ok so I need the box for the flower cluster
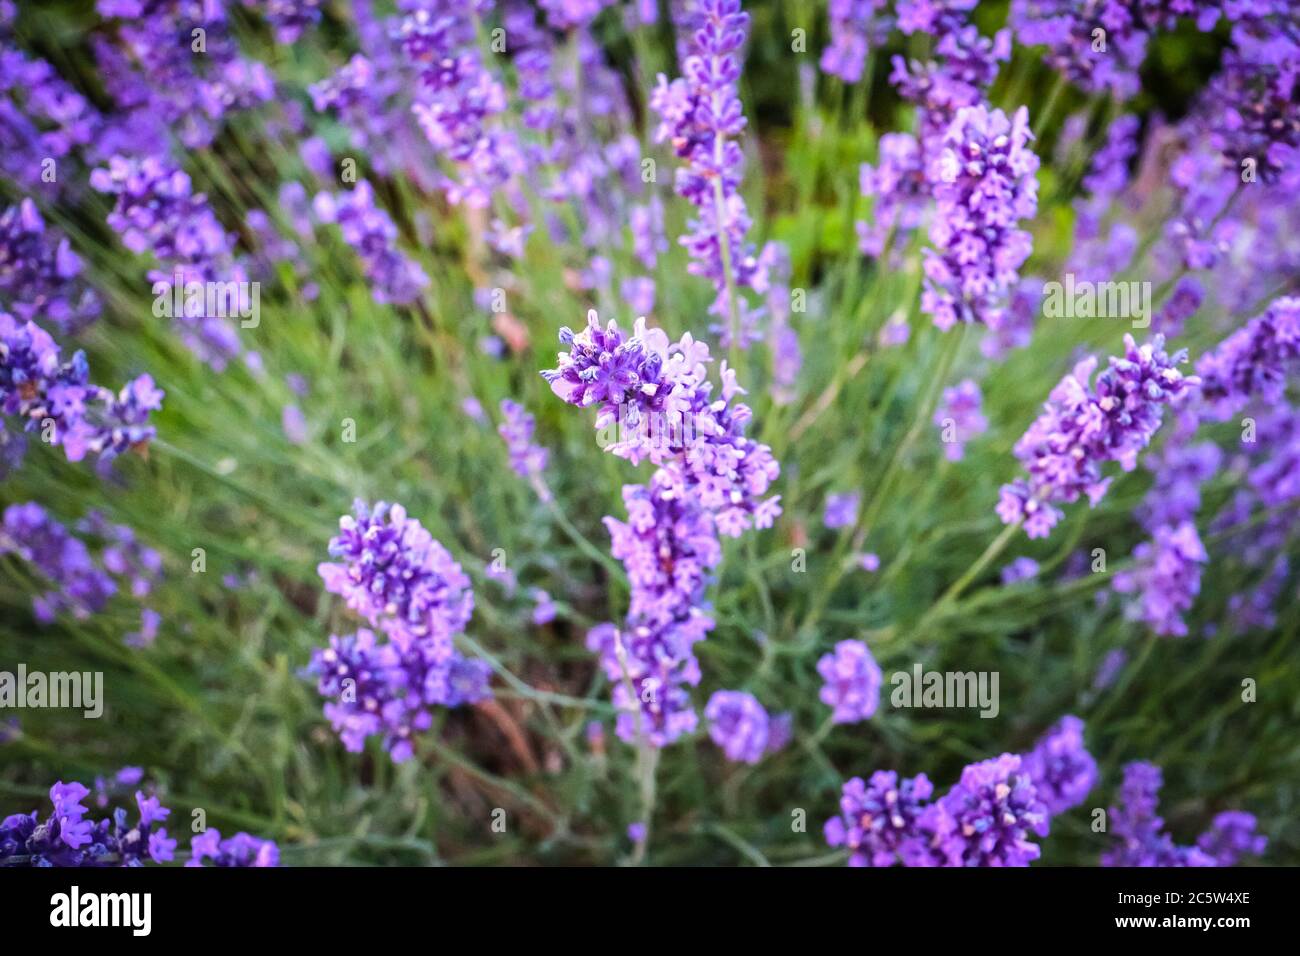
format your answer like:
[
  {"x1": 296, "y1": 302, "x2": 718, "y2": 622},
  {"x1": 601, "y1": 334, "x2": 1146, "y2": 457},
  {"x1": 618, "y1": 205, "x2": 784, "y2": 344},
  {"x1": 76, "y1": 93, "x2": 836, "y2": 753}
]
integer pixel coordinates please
[
  {"x1": 90, "y1": 154, "x2": 248, "y2": 369},
  {"x1": 587, "y1": 477, "x2": 719, "y2": 745},
  {"x1": 542, "y1": 312, "x2": 781, "y2": 536},
  {"x1": 96, "y1": 0, "x2": 274, "y2": 149},
  {"x1": 0, "y1": 200, "x2": 100, "y2": 335},
  {"x1": 857, "y1": 132, "x2": 928, "y2": 260},
  {"x1": 497, "y1": 399, "x2": 549, "y2": 481},
  {"x1": 0, "y1": 502, "x2": 162, "y2": 630},
  {"x1": 820, "y1": 0, "x2": 890, "y2": 84},
  {"x1": 1100, "y1": 761, "x2": 1264, "y2": 867},
  {"x1": 187, "y1": 828, "x2": 280, "y2": 867},
  {"x1": 704, "y1": 690, "x2": 787, "y2": 764},
  {"x1": 650, "y1": 0, "x2": 768, "y2": 347},
  {"x1": 1010, "y1": 0, "x2": 1153, "y2": 100},
  {"x1": 890, "y1": 2, "x2": 1010, "y2": 142},
  {"x1": 826, "y1": 718, "x2": 1099, "y2": 866},
  {"x1": 1112, "y1": 520, "x2": 1207, "y2": 636},
  {"x1": 396, "y1": 2, "x2": 523, "y2": 208},
  {"x1": 824, "y1": 771, "x2": 935, "y2": 867},
  {"x1": 1021, "y1": 715, "x2": 1098, "y2": 816},
  {"x1": 1195, "y1": 296, "x2": 1300, "y2": 420},
  {"x1": 314, "y1": 182, "x2": 429, "y2": 306},
  {"x1": 816, "y1": 639, "x2": 882, "y2": 724},
  {"x1": 1, "y1": 314, "x2": 162, "y2": 474},
  {"x1": 998, "y1": 335, "x2": 1198, "y2": 538},
  {"x1": 0, "y1": 781, "x2": 175, "y2": 866},
  {"x1": 933, "y1": 378, "x2": 987, "y2": 461},
  {"x1": 310, "y1": 501, "x2": 488, "y2": 761},
  {"x1": 248, "y1": 0, "x2": 324, "y2": 44},
  {"x1": 545, "y1": 312, "x2": 780, "y2": 746},
  {"x1": 921, "y1": 105, "x2": 1040, "y2": 331}
]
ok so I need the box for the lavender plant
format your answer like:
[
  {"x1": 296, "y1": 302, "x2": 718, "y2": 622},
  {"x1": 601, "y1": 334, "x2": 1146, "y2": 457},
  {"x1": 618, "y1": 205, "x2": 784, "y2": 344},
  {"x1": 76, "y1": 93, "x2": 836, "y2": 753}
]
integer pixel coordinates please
[{"x1": 0, "y1": 0, "x2": 1294, "y2": 870}]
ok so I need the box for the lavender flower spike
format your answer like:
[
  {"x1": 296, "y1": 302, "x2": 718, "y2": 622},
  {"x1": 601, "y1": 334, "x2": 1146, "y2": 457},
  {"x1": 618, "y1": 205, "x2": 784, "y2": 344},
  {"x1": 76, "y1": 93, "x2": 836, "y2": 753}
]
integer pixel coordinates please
[{"x1": 998, "y1": 335, "x2": 1198, "y2": 538}]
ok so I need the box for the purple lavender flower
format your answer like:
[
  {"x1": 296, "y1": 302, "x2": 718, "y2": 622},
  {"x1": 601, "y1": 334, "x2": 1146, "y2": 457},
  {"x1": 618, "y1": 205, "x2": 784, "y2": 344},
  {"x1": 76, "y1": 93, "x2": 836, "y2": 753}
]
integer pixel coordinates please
[
  {"x1": 998, "y1": 335, "x2": 1199, "y2": 538},
  {"x1": 0, "y1": 781, "x2": 175, "y2": 866},
  {"x1": 311, "y1": 501, "x2": 486, "y2": 760},
  {"x1": 544, "y1": 312, "x2": 781, "y2": 748},
  {"x1": 313, "y1": 182, "x2": 429, "y2": 305},
  {"x1": 497, "y1": 399, "x2": 549, "y2": 480},
  {"x1": 704, "y1": 689, "x2": 772, "y2": 764},
  {"x1": 822, "y1": 491, "x2": 860, "y2": 530},
  {"x1": 542, "y1": 312, "x2": 781, "y2": 536},
  {"x1": 1102, "y1": 761, "x2": 1215, "y2": 867},
  {"x1": 858, "y1": 133, "x2": 928, "y2": 259},
  {"x1": 248, "y1": 0, "x2": 324, "y2": 44},
  {"x1": 1196, "y1": 811, "x2": 1267, "y2": 866},
  {"x1": 317, "y1": 500, "x2": 474, "y2": 647},
  {"x1": 921, "y1": 105, "x2": 1040, "y2": 331},
  {"x1": 650, "y1": 0, "x2": 768, "y2": 348},
  {"x1": 1000, "y1": 556, "x2": 1040, "y2": 584},
  {"x1": 911, "y1": 753, "x2": 1048, "y2": 867},
  {"x1": 816, "y1": 639, "x2": 882, "y2": 724},
  {"x1": 186, "y1": 829, "x2": 279, "y2": 867},
  {"x1": 933, "y1": 378, "x2": 987, "y2": 461},
  {"x1": 820, "y1": 0, "x2": 890, "y2": 84},
  {"x1": 0, "y1": 200, "x2": 100, "y2": 335},
  {"x1": 1199, "y1": 44, "x2": 1300, "y2": 186},
  {"x1": 590, "y1": 477, "x2": 720, "y2": 746},
  {"x1": 2, "y1": 314, "x2": 162, "y2": 472},
  {"x1": 824, "y1": 771, "x2": 935, "y2": 867},
  {"x1": 396, "y1": 3, "x2": 523, "y2": 208},
  {"x1": 1010, "y1": 0, "x2": 1151, "y2": 100},
  {"x1": 1112, "y1": 520, "x2": 1207, "y2": 636},
  {"x1": 0, "y1": 503, "x2": 116, "y2": 623},
  {"x1": 1196, "y1": 296, "x2": 1300, "y2": 419},
  {"x1": 96, "y1": 0, "x2": 274, "y2": 150},
  {"x1": 1022, "y1": 715, "x2": 1098, "y2": 817},
  {"x1": 0, "y1": 44, "x2": 102, "y2": 196},
  {"x1": 890, "y1": 3, "x2": 1010, "y2": 147},
  {"x1": 90, "y1": 155, "x2": 247, "y2": 369}
]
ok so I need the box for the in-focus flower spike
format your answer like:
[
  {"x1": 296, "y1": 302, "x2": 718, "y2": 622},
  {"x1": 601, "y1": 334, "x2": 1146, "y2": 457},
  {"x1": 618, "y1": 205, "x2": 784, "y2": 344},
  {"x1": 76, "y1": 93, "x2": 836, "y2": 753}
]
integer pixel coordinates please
[
  {"x1": 997, "y1": 335, "x2": 1198, "y2": 538},
  {"x1": 541, "y1": 310, "x2": 781, "y2": 536},
  {"x1": 317, "y1": 499, "x2": 474, "y2": 648},
  {"x1": 816, "y1": 639, "x2": 882, "y2": 724},
  {"x1": 311, "y1": 501, "x2": 488, "y2": 761},
  {"x1": 0, "y1": 779, "x2": 176, "y2": 866},
  {"x1": 824, "y1": 771, "x2": 935, "y2": 867},
  {"x1": 921, "y1": 104, "x2": 1040, "y2": 331},
  {"x1": 910, "y1": 753, "x2": 1048, "y2": 867},
  {"x1": 650, "y1": 0, "x2": 767, "y2": 348}
]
